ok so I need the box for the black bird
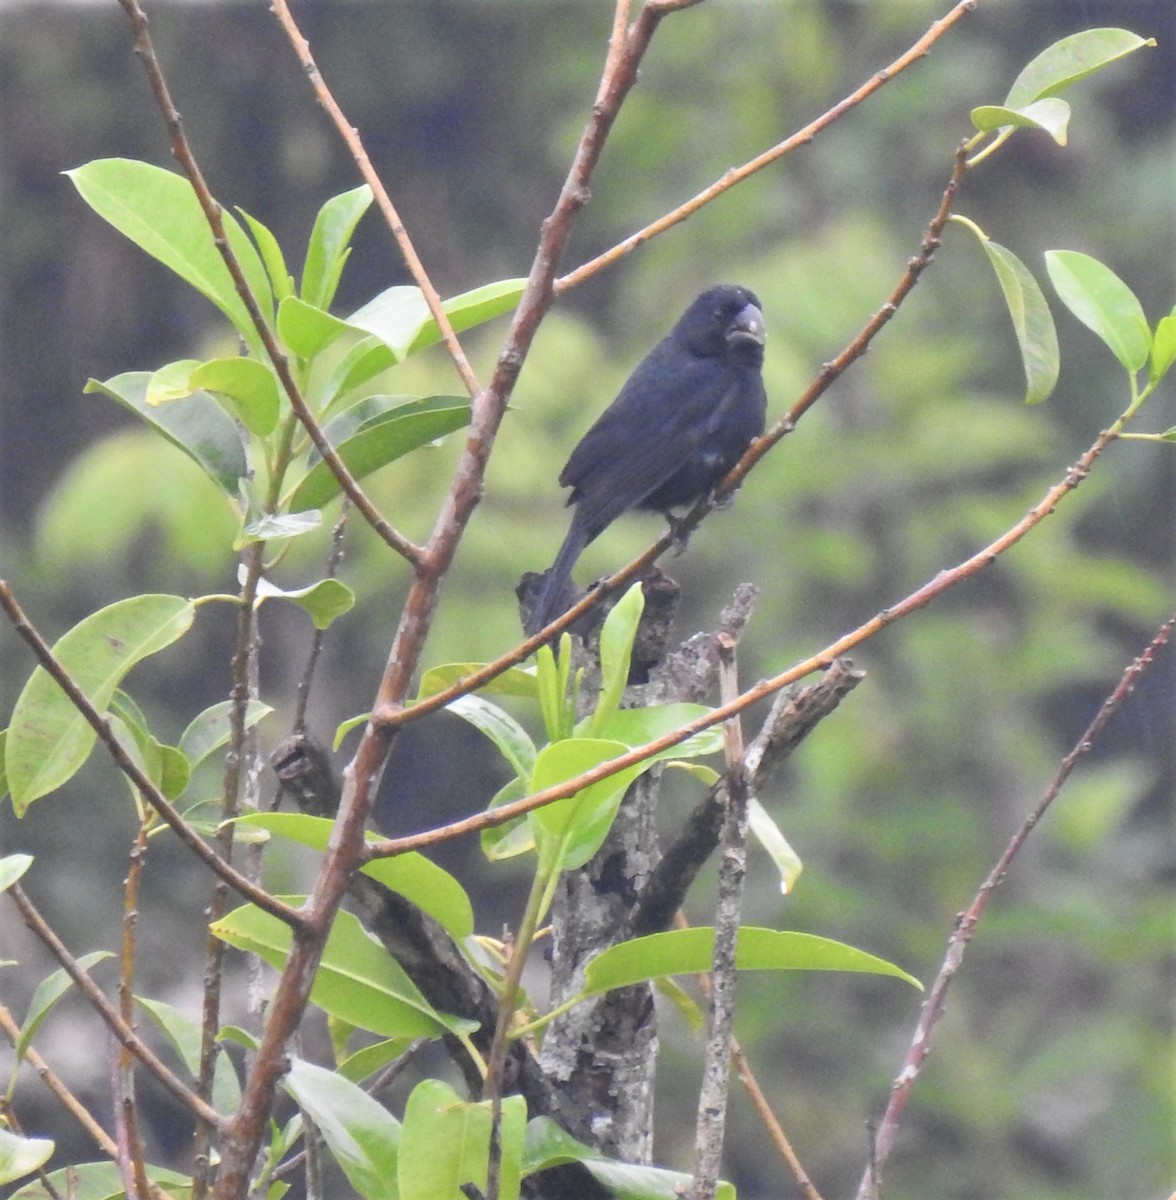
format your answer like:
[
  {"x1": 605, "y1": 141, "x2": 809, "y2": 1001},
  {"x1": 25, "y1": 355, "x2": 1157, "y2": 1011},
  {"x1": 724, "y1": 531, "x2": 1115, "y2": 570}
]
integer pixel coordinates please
[{"x1": 526, "y1": 284, "x2": 767, "y2": 635}]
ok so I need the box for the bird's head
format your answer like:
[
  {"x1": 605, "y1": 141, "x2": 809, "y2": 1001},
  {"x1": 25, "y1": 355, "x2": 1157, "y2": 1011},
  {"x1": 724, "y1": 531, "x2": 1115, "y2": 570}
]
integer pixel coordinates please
[{"x1": 676, "y1": 284, "x2": 766, "y2": 366}]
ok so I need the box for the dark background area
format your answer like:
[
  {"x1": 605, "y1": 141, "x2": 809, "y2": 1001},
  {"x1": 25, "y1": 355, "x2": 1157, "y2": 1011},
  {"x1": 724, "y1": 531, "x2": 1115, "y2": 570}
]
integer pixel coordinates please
[{"x1": 1, "y1": 2, "x2": 1173, "y2": 1198}]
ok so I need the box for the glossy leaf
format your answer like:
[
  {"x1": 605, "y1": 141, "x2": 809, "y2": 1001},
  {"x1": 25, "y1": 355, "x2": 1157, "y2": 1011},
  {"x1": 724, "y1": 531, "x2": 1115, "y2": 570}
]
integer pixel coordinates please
[
  {"x1": 239, "y1": 207, "x2": 295, "y2": 304},
  {"x1": 1045, "y1": 250, "x2": 1151, "y2": 373},
  {"x1": 288, "y1": 396, "x2": 471, "y2": 510},
  {"x1": 975, "y1": 237, "x2": 1060, "y2": 404},
  {"x1": 16, "y1": 952, "x2": 113, "y2": 1060},
  {"x1": 301, "y1": 184, "x2": 373, "y2": 311},
  {"x1": 588, "y1": 703, "x2": 724, "y2": 760},
  {"x1": 66, "y1": 157, "x2": 271, "y2": 350},
  {"x1": 5, "y1": 595, "x2": 195, "y2": 812},
  {"x1": 582, "y1": 928, "x2": 922, "y2": 994},
  {"x1": 1150, "y1": 309, "x2": 1176, "y2": 383},
  {"x1": 748, "y1": 798, "x2": 804, "y2": 894},
  {"x1": 446, "y1": 694, "x2": 537, "y2": 780},
  {"x1": 587, "y1": 583, "x2": 644, "y2": 738},
  {"x1": 146, "y1": 358, "x2": 203, "y2": 407},
  {"x1": 400, "y1": 1079, "x2": 524, "y2": 1200},
  {"x1": 1005, "y1": 28, "x2": 1155, "y2": 108},
  {"x1": 231, "y1": 812, "x2": 474, "y2": 939},
  {"x1": 253, "y1": 575, "x2": 355, "y2": 629},
  {"x1": 190, "y1": 357, "x2": 282, "y2": 437},
  {"x1": 85, "y1": 372, "x2": 247, "y2": 495},
  {"x1": 0, "y1": 853, "x2": 33, "y2": 894},
  {"x1": 523, "y1": 1118, "x2": 734, "y2": 1200},
  {"x1": 530, "y1": 738, "x2": 644, "y2": 870},
  {"x1": 136, "y1": 995, "x2": 241, "y2": 1113},
  {"x1": 0, "y1": 1129, "x2": 53, "y2": 1188},
  {"x1": 283, "y1": 1056, "x2": 400, "y2": 1200},
  {"x1": 416, "y1": 661, "x2": 539, "y2": 702},
  {"x1": 178, "y1": 699, "x2": 274, "y2": 771},
  {"x1": 11, "y1": 1161, "x2": 191, "y2": 1200},
  {"x1": 970, "y1": 98, "x2": 1070, "y2": 144},
  {"x1": 277, "y1": 294, "x2": 354, "y2": 359},
  {"x1": 404, "y1": 276, "x2": 526, "y2": 356}
]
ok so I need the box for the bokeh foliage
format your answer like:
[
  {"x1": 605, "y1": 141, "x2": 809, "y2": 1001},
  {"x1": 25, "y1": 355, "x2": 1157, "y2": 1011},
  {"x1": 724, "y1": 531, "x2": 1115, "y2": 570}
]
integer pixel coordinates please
[{"x1": 1, "y1": 2, "x2": 1172, "y2": 1197}]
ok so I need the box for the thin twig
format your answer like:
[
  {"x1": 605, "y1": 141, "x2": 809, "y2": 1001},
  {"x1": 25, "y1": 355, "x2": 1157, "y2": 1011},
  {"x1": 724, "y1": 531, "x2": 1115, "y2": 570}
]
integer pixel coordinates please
[
  {"x1": 556, "y1": 0, "x2": 979, "y2": 292},
  {"x1": 855, "y1": 609, "x2": 1176, "y2": 1199},
  {"x1": 0, "y1": 1001, "x2": 118, "y2": 1158},
  {"x1": 0, "y1": 580, "x2": 299, "y2": 927},
  {"x1": 294, "y1": 501, "x2": 350, "y2": 735},
  {"x1": 212, "y1": 6, "x2": 699, "y2": 1194},
  {"x1": 115, "y1": 0, "x2": 421, "y2": 563},
  {"x1": 373, "y1": 143, "x2": 971, "y2": 730},
  {"x1": 269, "y1": 0, "x2": 481, "y2": 399},
  {"x1": 691, "y1": 634, "x2": 750, "y2": 1200},
  {"x1": 367, "y1": 417, "x2": 1120, "y2": 859},
  {"x1": 9, "y1": 885, "x2": 224, "y2": 1129}
]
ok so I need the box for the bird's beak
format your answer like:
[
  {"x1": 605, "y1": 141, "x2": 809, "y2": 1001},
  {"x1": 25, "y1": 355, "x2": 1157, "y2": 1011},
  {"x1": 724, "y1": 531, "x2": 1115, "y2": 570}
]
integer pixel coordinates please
[{"x1": 727, "y1": 302, "x2": 766, "y2": 348}]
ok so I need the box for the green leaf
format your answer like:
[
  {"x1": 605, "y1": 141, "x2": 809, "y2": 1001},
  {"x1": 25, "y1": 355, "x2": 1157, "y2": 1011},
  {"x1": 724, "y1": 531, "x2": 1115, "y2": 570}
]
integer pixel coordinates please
[
  {"x1": 277, "y1": 294, "x2": 354, "y2": 359},
  {"x1": 146, "y1": 358, "x2": 203, "y2": 407},
  {"x1": 480, "y1": 776, "x2": 534, "y2": 862},
  {"x1": 239, "y1": 207, "x2": 295, "y2": 304},
  {"x1": 530, "y1": 738, "x2": 644, "y2": 870},
  {"x1": 314, "y1": 334, "x2": 397, "y2": 413},
  {"x1": 178, "y1": 699, "x2": 274, "y2": 771},
  {"x1": 0, "y1": 1128, "x2": 53, "y2": 1188},
  {"x1": 301, "y1": 184, "x2": 373, "y2": 311},
  {"x1": 523, "y1": 1118, "x2": 734, "y2": 1200},
  {"x1": 416, "y1": 662, "x2": 538, "y2": 702},
  {"x1": 748, "y1": 798, "x2": 804, "y2": 894},
  {"x1": 971, "y1": 235, "x2": 1060, "y2": 404},
  {"x1": 190, "y1": 357, "x2": 282, "y2": 437},
  {"x1": 1005, "y1": 28, "x2": 1155, "y2": 108},
  {"x1": 337, "y1": 1037, "x2": 416, "y2": 1084},
  {"x1": 253, "y1": 575, "x2": 354, "y2": 629},
  {"x1": 400, "y1": 1080, "x2": 524, "y2": 1200},
  {"x1": 403, "y1": 277, "x2": 526, "y2": 357},
  {"x1": 231, "y1": 813, "x2": 475, "y2": 940},
  {"x1": 5, "y1": 595, "x2": 195, "y2": 812},
  {"x1": 283, "y1": 1056, "x2": 400, "y2": 1200},
  {"x1": 10, "y1": 1161, "x2": 191, "y2": 1200},
  {"x1": 446, "y1": 694, "x2": 537, "y2": 780},
  {"x1": 1045, "y1": 250, "x2": 1151, "y2": 374},
  {"x1": 212, "y1": 900, "x2": 478, "y2": 1038},
  {"x1": 288, "y1": 396, "x2": 471, "y2": 511},
  {"x1": 1150, "y1": 309, "x2": 1176, "y2": 384},
  {"x1": 583, "y1": 928, "x2": 922, "y2": 996},
  {"x1": 85, "y1": 372, "x2": 248, "y2": 495},
  {"x1": 16, "y1": 952, "x2": 114, "y2": 1061},
  {"x1": 969, "y1": 98, "x2": 1070, "y2": 144},
  {"x1": 589, "y1": 703, "x2": 724, "y2": 760},
  {"x1": 587, "y1": 583, "x2": 644, "y2": 738},
  {"x1": 66, "y1": 158, "x2": 271, "y2": 352},
  {"x1": 0, "y1": 853, "x2": 33, "y2": 893},
  {"x1": 136, "y1": 995, "x2": 241, "y2": 1114}
]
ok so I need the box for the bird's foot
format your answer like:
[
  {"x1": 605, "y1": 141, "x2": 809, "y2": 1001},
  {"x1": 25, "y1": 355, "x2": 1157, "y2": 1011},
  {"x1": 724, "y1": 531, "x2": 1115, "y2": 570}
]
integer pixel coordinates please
[{"x1": 663, "y1": 511, "x2": 694, "y2": 556}]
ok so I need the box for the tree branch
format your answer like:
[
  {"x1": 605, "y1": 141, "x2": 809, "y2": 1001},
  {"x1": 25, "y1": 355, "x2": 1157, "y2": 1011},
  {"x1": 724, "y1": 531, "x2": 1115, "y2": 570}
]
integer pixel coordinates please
[{"x1": 856, "y1": 608, "x2": 1176, "y2": 1199}]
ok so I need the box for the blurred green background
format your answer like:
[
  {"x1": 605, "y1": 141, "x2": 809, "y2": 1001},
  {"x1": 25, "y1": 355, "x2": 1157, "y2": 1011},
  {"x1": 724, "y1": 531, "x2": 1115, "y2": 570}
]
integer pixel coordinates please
[{"x1": 1, "y1": 2, "x2": 1173, "y2": 1197}]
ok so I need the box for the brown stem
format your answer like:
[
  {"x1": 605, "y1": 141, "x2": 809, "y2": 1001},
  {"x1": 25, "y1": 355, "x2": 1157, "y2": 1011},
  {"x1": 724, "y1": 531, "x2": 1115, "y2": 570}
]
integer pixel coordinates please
[
  {"x1": 115, "y1": 0, "x2": 421, "y2": 563},
  {"x1": 556, "y1": 0, "x2": 979, "y2": 292},
  {"x1": 855, "y1": 609, "x2": 1176, "y2": 1198},
  {"x1": 0, "y1": 580, "x2": 299, "y2": 926},
  {"x1": 367, "y1": 421, "x2": 1118, "y2": 859},
  {"x1": 9, "y1": 885, "x2": 223, "y2": 1129},
  {"x1": 268, "y1": 0, "x2": 481, "y2": 400}
]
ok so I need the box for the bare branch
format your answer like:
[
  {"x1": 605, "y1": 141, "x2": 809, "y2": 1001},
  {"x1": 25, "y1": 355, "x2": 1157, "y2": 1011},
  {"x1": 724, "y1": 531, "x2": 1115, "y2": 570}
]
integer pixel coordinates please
[
  {"x1": 856, "y1": 609, "x2": 1176, "y2": 1198},
  {"x1": 9, "y1": 885, "x2": 224, "y2": 1129},
  {"x1": 691, "y1": 634, "x2": 750, "y2": 1200},
  {"x1": 0, "y1": 580, "x2": 300, "y2": 927},
  {"x1": 557, "y1": 0, "x2": 979, "y2": 292},
  {"x1": 269, "y1": 0, "x2": 481, "y2": 399},
  {"x1": 115, "y1": 0, "x2": 422, "y2": 563}
]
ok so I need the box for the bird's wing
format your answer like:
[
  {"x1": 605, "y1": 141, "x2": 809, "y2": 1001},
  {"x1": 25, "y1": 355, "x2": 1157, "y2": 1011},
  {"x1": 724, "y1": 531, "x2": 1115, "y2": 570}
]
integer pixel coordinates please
[{"x1": 559, "y1": 348, "x2": 734, "y2": 534}]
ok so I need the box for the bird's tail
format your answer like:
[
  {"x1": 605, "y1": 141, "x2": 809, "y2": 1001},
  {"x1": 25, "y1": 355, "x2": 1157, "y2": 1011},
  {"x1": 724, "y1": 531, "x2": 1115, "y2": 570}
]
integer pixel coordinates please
[{"x1": 525, "y1": 517, "x2": 591, "y2": 637}]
